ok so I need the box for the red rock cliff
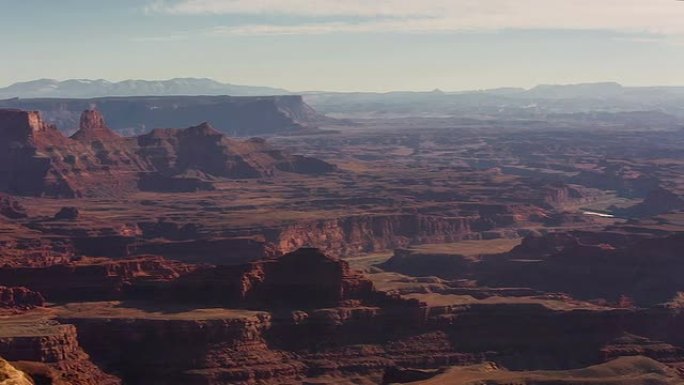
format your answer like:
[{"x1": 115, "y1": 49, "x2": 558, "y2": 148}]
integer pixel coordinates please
[{"x1": 0, "y1": 108, "x2": 335, "y2": 197}]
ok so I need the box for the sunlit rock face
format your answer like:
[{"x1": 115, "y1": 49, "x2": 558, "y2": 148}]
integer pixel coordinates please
[{"x1": 0, "y1": 108, "x2": 334, "y2": 197}]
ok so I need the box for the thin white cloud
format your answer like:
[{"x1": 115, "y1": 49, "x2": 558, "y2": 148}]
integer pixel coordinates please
[
  {"x1": 131, "y1": 33, "x2": 191, "y2": 42},
  {"x1": 146, "y1": 0, "x2": 684, "y2": 37},
  {"x1": 145, "y1": 0, "x2": 449, "y2": 17},
  {"x1": 209, "y1": 19, "x2": 478, "y2": 36}
]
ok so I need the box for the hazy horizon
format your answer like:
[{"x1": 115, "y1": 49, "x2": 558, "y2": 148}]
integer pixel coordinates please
[
  {"x1": 4, "y1": 77, "x2": 684, "y2": 95},
  {"x1": 3, "y1": 0, "x2": 684, "y2": 92}
]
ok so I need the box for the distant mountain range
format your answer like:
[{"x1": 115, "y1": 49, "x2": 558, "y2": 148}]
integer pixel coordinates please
[
  {"x1": 303, "y1": 82, "x2": 684, "y2": 122},
  {"x1": 5, "y1": 78, "x2": 684, "y2": 101},
  {"x1": 0, "y1": 78, "x2": 290, "y2": 98},
  {"x1": 3, "y1": 79, "x2": 684, "y2": 127}
]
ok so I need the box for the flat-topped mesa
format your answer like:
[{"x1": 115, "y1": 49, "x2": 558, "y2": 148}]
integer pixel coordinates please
[
  {"x1": 242, "y1": 247, "x2": 376, "y2": 307},
  {"x1": 0, "y1": 256, "x2": 197, "y2": 302},
  {"x1": 479, "y1": 232, "x2": 684, "y2": 306},
  {"x1": 168, "y1": 248, "x2": 401, "y2": 309},
  {"x1": 71, "y1": 109, "x2": 121, "y2": 141}
]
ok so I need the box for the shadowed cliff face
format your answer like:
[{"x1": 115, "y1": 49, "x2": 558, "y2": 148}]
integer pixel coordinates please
[
  {"x1": 4, "y1": 244, "x2": 684, "y2": 385},
  {"x1": 612, "y1": 187, "x2": 684, "y2": 218},
  {"x1": 0, "y1": 322, "x2": 121, "y2": 385},
  {"x1": 166, "y1": 248, "x2": 382, "y2": 309},
  {"x1": 486, "y1": 233, "x2": 684, "y2": 306},
  {"x1": 0, "y1": 109, "x2": 75, "y2": 197},
  {"x1": 379, "y1": 231, "x2": 684, "y2": 307},
  {"x1": 0, "y1": 108, "x2": 335, "y2": 197},
  {"x1": 0, "y1": 286, "x2": 44, "y2": 308}
]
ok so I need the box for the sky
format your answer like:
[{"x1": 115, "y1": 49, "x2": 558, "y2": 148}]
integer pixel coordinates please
[{"x1": 2, "y1": 0, "x2": 684, "y2": 92}]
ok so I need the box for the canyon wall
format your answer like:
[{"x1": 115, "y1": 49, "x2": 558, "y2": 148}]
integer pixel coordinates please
[
  {"x1": 0, "y1": 286, "x2": 44, "y2": 308},
  {"x1": 129, "y1": 211, "x2": 524, "y2": 263},
  {"x1": 267, "y1": 212, "x2": 521, "y2": 257},
  {"x1": 56, "y1": 301, "x2": 684, "y2": 385},
  {"x1": 0, "y1": 322, "x2": 121, "y2": 385}
]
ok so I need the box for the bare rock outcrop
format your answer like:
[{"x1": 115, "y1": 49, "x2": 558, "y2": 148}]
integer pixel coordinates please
[
  {"x1": 61, "y1": 311, "x2": 301, "y2": 385},
  {"x1": 0, "y1": 357, "x2": 33, "y2": 385},
  {"x1": 0, "y1": 109, "x2": 77, "y2": 197},
  {"x1": 71, "y1": 109, "x2": 121, "y2": 142},
  {"x1": 481, "y1": 232, "x2": 684, "y2": 306},
  {"x1": 0, "y1": 195, "x2": 27, "y2": 219},
  {"x1": 377, "y1": 248, "x2": 474, "y2": 280},
  {"x1": 612, "y1": 187, "x2": 684, "y2": 218},
  {"x1": 0, "y1": 108, "x2": 335, "y2": 197},
  {"x1": 53, "y1": 207, "x2": 79, "y2": 221},
  {"x1": 136, "y1": 122, "x2": 335, "y2": 181},
  {"x1": 0, "y1": 286, "x2": 44, "y2": 309},
  {"x1": 0, "y1": 321, "x2": 121, "y2": 385},
  {"x1": 168, "y1": 248, "x2": 387, "y2": 309},
  {"x1": 0, "y1": 256, "x2": 196, "y2": 302}
]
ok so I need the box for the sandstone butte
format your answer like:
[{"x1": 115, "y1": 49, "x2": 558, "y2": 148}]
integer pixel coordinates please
[{"x1": 0, "y1": 108, "x2": 335, "y2": 197}]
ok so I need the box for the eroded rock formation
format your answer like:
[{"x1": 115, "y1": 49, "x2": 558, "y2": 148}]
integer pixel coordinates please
[
  {"x1": 136, "y1": 123, "x2": 334, "y2": 180},
  {"x1": 0, "y1": 195, "x2": 27, "y2": 219},
  {"x1": 0, "y1": 109, "x2": 77, "y2": 197},
  {"x1": 0, "y1": 108, "x2": 335, "y2": 197},
  {"x1": 0, "y1": 286, "x2": 44, "y2": 309},
  {"x1": 2, "y1": 244, "x2": 684, "y2": 384},
  {"x1": 0, "y1": 256, "x2": 195, "y2": 302},
  {"x1": 482, "y1": 232, "x2": 684, "y2": 305},
  {"x1": 381, "y1": 230, "x2": 684, "y2": 307},
  {"x1": 613, "y1": 187, "x2": 684, "y2": 218},
  {"x1": 0, "y1": 321, "x2": 120, "y2": 385},
  {"x1": 167, "y1": 248, "x2": 381, "y2": 308},
  {"x1": 0, "y1": 357, "x2": 33, "y2": 385},
  {"x1": 71, "y1": 109, "x2": 121, "y2": 142}
]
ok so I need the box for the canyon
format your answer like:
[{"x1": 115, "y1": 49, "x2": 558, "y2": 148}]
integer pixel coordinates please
[{"x1": 0, "y1": 99, "x2": 683, "y2": 384}]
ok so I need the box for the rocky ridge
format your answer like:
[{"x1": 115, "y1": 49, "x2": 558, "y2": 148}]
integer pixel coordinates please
[{"x1": 0, "y1": 108, "x2": 335, "y2": 197}]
